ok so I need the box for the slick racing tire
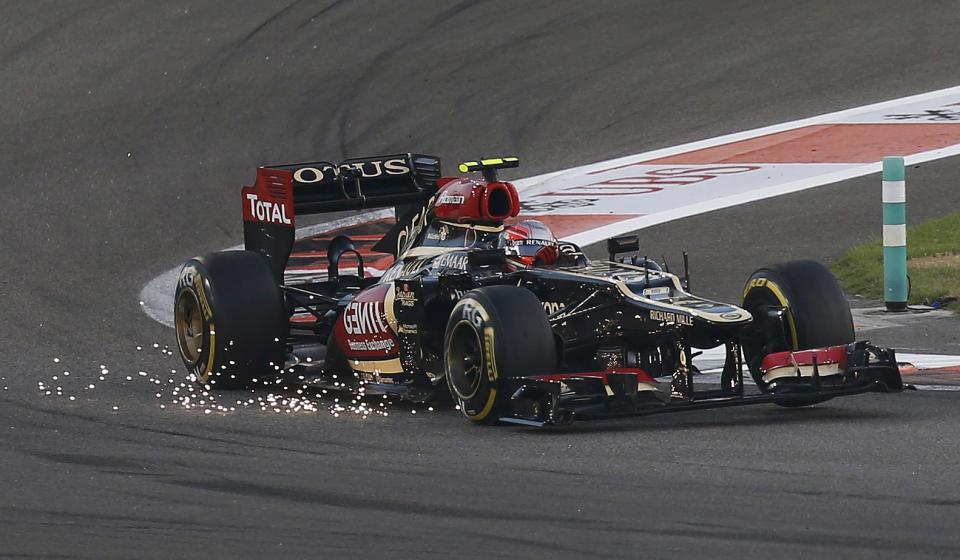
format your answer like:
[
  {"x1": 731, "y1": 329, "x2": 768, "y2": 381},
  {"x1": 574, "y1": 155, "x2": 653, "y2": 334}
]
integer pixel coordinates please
[
  {"x1": 444, "y1": 286, "x2": 558, "y2": 425},
  {"x1": 741, "y1": 260, "x2": 854, "y2": 405},
  {"x1": 174, "y1": 250, "x2": 288, "y2": 389}
]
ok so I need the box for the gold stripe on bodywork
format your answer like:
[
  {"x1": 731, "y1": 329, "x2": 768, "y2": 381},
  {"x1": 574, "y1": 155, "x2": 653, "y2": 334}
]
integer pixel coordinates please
[
  {"x1": 438, "y1": 220, "x2": 506, "y2": 233},
  {"x1": 614, "y1": 281, "x2": 752, "y2": 324},
  {"x1": 402, "y1": 246, "x2": 462, "y2": 259},
  {"x1": 383, "y1": 284, "x2": 398, "y2": 332},
  {"x1": 520, "y1": 261, "x2": 751, "y2": 324},
  {"x1": 350, "y1": 357, "x2": 404, "y2": 374}
]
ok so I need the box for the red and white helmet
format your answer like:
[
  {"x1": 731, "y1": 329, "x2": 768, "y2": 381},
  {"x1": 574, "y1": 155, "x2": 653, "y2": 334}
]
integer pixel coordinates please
[{"x1": 498, "y1": 220, "x2": 560, "y2": 266}]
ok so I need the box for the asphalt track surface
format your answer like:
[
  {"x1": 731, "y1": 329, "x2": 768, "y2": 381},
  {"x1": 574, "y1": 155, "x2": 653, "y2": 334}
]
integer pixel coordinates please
[{"x1": 4, "y1": 1, "x2": 960, "y2": 558}]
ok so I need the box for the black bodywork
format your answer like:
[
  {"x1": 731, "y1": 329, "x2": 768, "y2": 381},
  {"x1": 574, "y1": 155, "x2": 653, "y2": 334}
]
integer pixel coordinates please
[{"x1": 247, "y1": 154, "x2": 903, "y2": 426}]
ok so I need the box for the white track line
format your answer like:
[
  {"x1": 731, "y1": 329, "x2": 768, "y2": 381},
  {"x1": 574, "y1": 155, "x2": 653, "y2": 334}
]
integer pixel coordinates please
[{"x1": 513, "y1": 84, "x2": 960, "y2": 189}]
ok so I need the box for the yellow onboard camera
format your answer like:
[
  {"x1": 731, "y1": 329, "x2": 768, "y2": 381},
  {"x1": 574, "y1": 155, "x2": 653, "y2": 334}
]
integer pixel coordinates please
[{"x1": 458, "y1": 157, "x2": 520, "y2": 182}]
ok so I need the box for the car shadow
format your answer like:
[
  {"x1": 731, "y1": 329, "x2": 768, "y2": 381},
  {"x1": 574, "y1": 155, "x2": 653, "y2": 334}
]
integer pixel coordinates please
[{"x1": 522, "y1": 398, "x2": 904, "y2": 435}]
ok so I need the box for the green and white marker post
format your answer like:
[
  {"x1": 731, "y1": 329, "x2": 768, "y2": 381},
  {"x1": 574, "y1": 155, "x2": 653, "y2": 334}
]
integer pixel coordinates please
[{"x1": 882, "y1": 156, "x2": 908, "y2": 311}]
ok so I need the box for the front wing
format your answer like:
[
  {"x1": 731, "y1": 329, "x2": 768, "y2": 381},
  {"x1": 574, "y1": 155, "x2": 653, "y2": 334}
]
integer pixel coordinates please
[{"x1": 497, "y1": 341, "x2": 904, "y2": 427}]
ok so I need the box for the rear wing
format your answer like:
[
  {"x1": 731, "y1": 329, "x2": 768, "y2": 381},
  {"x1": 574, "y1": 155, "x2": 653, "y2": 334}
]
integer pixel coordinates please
[{"x1": 242, "y1": 153, "x2": 441, "y2": 283}]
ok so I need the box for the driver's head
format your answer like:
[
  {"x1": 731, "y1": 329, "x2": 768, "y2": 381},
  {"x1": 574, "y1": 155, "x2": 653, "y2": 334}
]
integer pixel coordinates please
[{"x1": 499, "y1": 219, "x2": 559, "y2": 266}]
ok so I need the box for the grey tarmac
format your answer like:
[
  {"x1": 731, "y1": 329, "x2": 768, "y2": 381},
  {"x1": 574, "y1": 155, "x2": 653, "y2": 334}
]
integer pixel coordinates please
[{"x1": 3, "y1": 1, "x2": 960, "y2": 558}]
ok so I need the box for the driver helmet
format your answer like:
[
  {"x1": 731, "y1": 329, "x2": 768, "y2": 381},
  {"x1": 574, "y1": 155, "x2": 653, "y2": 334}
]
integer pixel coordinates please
[{"x1": 499, "y1": 219, "x2": 560, "y2": 266}]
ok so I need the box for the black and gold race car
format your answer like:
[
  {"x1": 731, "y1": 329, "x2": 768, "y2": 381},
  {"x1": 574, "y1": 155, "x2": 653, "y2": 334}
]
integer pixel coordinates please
[{"x1": 174, "y1": 154, "x2": 903, "y2": 426}]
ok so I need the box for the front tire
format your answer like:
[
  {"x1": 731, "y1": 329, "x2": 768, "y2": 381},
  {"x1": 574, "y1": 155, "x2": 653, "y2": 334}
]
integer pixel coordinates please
[
  {"x1": 741, "y1": 259, "x2": 854, "y2": 402},
  {"x1": 174, "y1": 251, "x2": 288, "y2": 389},
  {"x1": 444, "y1": 286, "x2": 557, "y2": 425}
]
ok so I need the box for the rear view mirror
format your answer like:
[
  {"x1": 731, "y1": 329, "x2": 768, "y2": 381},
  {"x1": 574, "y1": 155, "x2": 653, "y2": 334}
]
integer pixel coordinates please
[{"x1": 607, "y1": 235, "x2": 639, "y2": 261}]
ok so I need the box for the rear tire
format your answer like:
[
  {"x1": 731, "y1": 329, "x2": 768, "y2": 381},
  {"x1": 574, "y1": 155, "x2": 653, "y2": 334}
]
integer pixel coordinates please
[
  {"x1": 174, "y1": 251, "x2": 288, "y2": 389},
  {"x1": 741, "y1": 260, "x2": 854, "y2": 403},
  {"x1": 444, "y1": 286, "x2": 557, "y2": 425}
]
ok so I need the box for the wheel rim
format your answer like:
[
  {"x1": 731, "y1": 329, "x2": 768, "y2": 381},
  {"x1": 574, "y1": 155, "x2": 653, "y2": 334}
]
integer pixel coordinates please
[
  {"x1": 175, "y1": 289, "x2": 204, "y2": 365},
  {"x1": 446, "y1": 321, "x2": 484, "y2": 400}
]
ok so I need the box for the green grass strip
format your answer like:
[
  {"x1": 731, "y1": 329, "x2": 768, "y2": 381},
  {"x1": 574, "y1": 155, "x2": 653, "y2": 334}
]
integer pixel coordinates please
[{"x1": 832, "y1": 212, "x2": 960, "y2": 306}]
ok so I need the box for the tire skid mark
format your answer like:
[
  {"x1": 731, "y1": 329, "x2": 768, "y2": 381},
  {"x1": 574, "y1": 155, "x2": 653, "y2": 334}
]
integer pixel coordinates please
[
  {"x1": 216, "y1": 0, "x2": 309, "y2": 69},
  {"x1": 0, "y1": 397, "x2": 389, "y2": 457},
  {"x1": 158, "y1": 475, "x2": 616, "y2": 526},
  {"x1": 458, "y1": 528, "x2": 606, "y2": 558},
  {"x1": 0, "y1": 3, "x2": 96, "y2": 62},
  {"x1": 782, "y1": 487, "x2": 960, "y2": 508},
  {"x1": 3, "y1": 389, "x2": 414, "y2": 456},
  {"x1": 0, "y1": 505, "x2": 259, "y2": 536},
  {"x1": 28, "y1": 451, "x2": 150, "y2": 472},
  {"x1": 334, "y1": 0, "x2": 491, "y2": 156},
  {"x1": 295, "y1": 0, "x2": 349, "y2": 30}
]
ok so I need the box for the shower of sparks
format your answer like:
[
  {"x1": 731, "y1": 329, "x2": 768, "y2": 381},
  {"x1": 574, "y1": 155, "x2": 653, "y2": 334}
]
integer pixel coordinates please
[{"x1": 34, "y1": 341, "x2": 442, "y2": 419}]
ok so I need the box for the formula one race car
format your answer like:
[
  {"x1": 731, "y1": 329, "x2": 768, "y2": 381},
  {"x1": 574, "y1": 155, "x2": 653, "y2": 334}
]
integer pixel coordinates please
[{"x1": 174, "y1": 154, "x2": 903, "y2": 426}]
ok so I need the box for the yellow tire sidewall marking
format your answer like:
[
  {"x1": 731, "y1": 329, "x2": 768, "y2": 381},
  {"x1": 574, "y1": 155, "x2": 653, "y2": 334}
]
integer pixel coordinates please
[
  {"x1": 455, "y1": 298, "x2": 500, "y2": 422},
  {"x1": 201, "y1": 319, "x2": 216, "y2": 383},
  {"x1": 193, "y1": 272, "x2": 217, "y2": 383}
]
